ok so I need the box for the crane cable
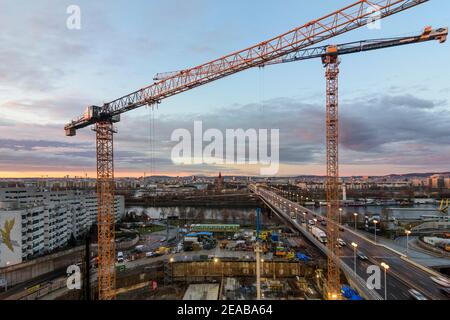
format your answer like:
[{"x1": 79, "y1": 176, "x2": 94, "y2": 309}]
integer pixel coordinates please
[{"x1": 148, "y1": 104, "x2": 156, "y2": 207}]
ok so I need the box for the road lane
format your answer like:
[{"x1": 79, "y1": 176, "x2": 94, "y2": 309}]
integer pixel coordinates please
[{"x1": 255, "y1": 186, "x2": 449, "y2": 300}]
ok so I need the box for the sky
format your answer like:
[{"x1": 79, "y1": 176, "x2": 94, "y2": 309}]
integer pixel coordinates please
[{"x1": 0, "y1": 0, "x2": 449, "y2": 178}]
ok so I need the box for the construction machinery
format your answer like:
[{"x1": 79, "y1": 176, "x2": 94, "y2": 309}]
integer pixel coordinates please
[
  {"x1": 65, "y1": 0, "x2": 431, "y2": 300},
  {"x1": 439, "y1": 199, "x2": 449, "y2": 214}
]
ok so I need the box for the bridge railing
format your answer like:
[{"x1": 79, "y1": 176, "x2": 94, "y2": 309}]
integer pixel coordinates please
[{"x1": 255, "y1": 187, "x2": 383, "y2": 300}]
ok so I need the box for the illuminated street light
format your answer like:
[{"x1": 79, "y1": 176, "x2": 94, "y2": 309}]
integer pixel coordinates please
[
  {"x1": 381, "y1": 262, "x2": 390, "y2": 300},
  {"x1": 351, "y1": 242, "x2": 358, "y2": 274},
  {"x1": 353, "y1": 213, "x2": 358, "y2": 231},
  {"x1": 373, "y1": 220, "x2": 379, "y2": 243},
  {"x1": 405, "y1": 230, "x2": 412, "y2": 256}
]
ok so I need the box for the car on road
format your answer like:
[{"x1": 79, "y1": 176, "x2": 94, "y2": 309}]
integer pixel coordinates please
[
  {"x1": 339, "y1": 227, "x2": 345, "y2": 232},
  {"x1": 117, "y1": 251, "x2": 124, "y2": 264},
  {"x1": 408, "y1": 289, "x2": 428, "y2": 300},
  {"x1": 440, "y1": 288, "x2": 450, "y2": 298},
  {"x1": 430, "y1": 276, "x2": 450, "y2": 288},
  {"x1": 308, "y1": 220, "x2": 315, "y2": 226},
  {"x1": 337, "y1": 238, "x2": 347, "y2": 247},
  {"x1": 357, "y1": 252, "x2": 368, "y2": 260},
  {"x1": 135, "y1": 245, "x2": 145, "y2": 252}
]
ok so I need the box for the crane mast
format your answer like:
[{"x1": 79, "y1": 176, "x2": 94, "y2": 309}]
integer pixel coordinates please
[
  {"x1": 64, "y1": 0, "x2": 430, "y2": 300},
  {"x1": 323, "y1": 52, "x2": 341, "y2": 300}
]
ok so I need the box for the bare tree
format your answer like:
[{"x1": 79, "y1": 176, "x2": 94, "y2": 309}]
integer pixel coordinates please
[
  {"x1": 179, "y1": 207, "x2": 187, "y2": 226},
  {"x1": 248, "y1": 212, "x2": 256, "y2": 227},
  {"x1": 169, "y1": 207, "x2": 177, "y2": 218},
  {"x1": 222, "y1": 209, "x2": 231, "y2": 223},
  {"x1": 160, "y1": 207, "x2": 167, "y2": 220},
  {"x1": 187, "y1": 207, "x2": 195, "y2": 222},
  {"x1": 195, "y1": 208, "x2": 206, "y2": 222}
]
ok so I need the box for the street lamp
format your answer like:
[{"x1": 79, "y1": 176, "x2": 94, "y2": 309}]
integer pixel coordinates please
[
  {"x1": 405, "y1": 230, "x2": 412, "y2": 256},
  {"x1": 351, "y1": 242, "x2": 358, "y2": 274},
  {"x1": 353, "y1": 213, "x2": 358, "y2": 231},
  {"x1": 373, "y1": 220, "x2": 379, "y2": 243},
  {"x1": 214, "y1": 257, "x2": 224, "y2": 283},
  {"x1": 381, "y1": 262, "x2": 390, "y2": 300},
  {"x1": 339, "y1": 208, "x2": 343, "y2": 225}
]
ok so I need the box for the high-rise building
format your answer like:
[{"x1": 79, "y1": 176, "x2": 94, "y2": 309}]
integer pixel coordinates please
[
  {"x1": 0, "y1": 187, "x2": 125, "y2": 267},
  {"x1": 429, "y1": 175, "x2": 445, "y2": 189}
]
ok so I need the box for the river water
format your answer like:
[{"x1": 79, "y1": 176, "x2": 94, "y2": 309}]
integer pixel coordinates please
[
  {"x1": 127, "y1": 204, "x2": 443, "y2": 223},
  {"x1": 310, "y1": 204, "x2": 441, "y2": 221},
  {"x1": 126, "y1": 206, "x2": 257, "y2": 223}
]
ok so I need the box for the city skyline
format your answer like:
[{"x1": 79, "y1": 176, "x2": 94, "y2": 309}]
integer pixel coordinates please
[{"x1": 1, "y1": 0, "x2": 450, "y2": 178}]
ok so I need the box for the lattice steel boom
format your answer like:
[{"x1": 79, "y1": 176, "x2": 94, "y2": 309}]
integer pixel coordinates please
[
  {"x1": 65, "y1": 0, "x2": 429, "y2": 136},
  {"x1": 155, "y1": 27, "x2": 447, "y2": 79}
]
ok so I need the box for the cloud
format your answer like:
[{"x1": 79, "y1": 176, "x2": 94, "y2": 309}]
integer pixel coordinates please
[
  {"x1": 0, "y1": 139, "x2": 89, "y2": 151},
  {"x1": 0, "y1": 85, "x2": 448, "y2": 175},
  {"x1": 108, "y1": 92, "x2": 450, "y2": 174},
  {"x1": 379, "y1": 94, "x2": 439, "y2": 110}
]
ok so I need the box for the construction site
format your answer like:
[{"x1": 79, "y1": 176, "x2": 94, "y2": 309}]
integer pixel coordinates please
[
  {"x1": 61, "y1": 0, "x2": 449, "y2": 301},
  {"x1": 47, "y1": 207, "x2": 345, "y2": 301}
]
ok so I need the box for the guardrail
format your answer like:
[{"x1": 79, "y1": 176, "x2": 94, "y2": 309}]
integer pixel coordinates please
[
  {"x1": 252, "y1": 185, "x2": 443, "y2": 279},
  {"x1": 258, "y1": 194, "x2": 382, "y2": 300},
  {"x1": 17, "y1": 278, "x2": 67, "y2": 300}
]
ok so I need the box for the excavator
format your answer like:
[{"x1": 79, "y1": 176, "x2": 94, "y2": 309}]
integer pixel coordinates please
[{"x1": 439, "y1": 199, "x2": 449, "y2": 214}]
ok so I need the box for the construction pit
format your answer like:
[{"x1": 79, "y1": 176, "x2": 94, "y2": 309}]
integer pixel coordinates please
[
  {"x1": 111, "y1": 223, "x2": 331, "y2": 300},
  {"x1": 114, "y1": 259, "x2": 325, "y2": 300}
]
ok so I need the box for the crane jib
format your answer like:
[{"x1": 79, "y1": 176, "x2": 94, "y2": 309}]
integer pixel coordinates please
[{"x1": 64, "y1": 0, "x2": 430, "y2": 135}]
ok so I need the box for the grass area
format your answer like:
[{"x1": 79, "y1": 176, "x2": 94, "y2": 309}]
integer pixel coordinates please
[{"x1": 138, "y1": 224, "x2": 166, "y2": 235}]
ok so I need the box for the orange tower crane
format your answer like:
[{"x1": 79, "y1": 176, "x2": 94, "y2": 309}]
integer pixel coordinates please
[
  {"x1": 226, "y1": 26, "x2": 446, "y2": 299},
  {"x1": 65, "y1": 0, "x2": 430, "y2": 300},
  {"x1": 155, "y1": 26, "x2": 448, "y2": 300},
  {"x1": 323, "y1": 49, "x2": 342, "y2": 299}
]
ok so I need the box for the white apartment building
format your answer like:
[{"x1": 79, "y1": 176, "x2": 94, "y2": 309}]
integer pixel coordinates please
[{"x1": 0, "y1": 188, "x2": 125, "y2": 267}]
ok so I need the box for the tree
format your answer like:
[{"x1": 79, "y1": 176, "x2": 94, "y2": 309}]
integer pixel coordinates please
[
  {"x1": 222, "y1": 209, "x2": 231, "y2": 223},
  {"x1": 169, "y1": 207, "x2": 177, "y2": 218},
  {"x1": 160, "y1": 208, "x2": 167, "y2": 220},
  {"x1": 179, "y1": 207, "x2": 187, "y2": 226},
  {"x1": 195, "y1": 208, "x2": 206, "y2": 222},
  {"x1": 248, "y1": 212, "x2": 256, "y2": 226},
  {"x1": 68, "y1": 234, "x2": 77, "y2": 247}
]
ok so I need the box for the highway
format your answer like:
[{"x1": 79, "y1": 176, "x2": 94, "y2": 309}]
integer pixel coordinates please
[{"x1": 253, "y1": 186, "x2": 450, "y2": 300}]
